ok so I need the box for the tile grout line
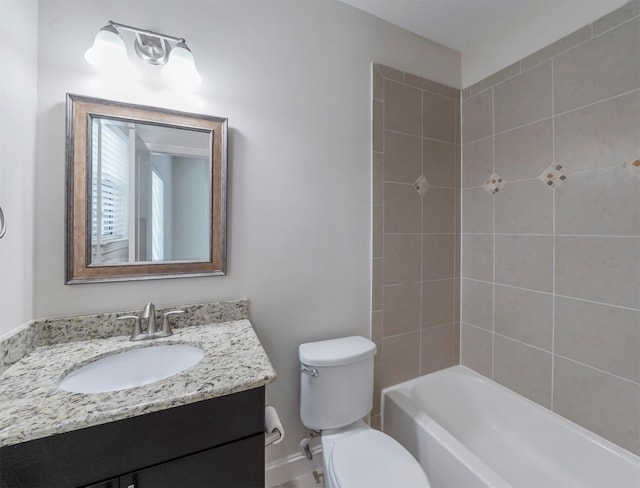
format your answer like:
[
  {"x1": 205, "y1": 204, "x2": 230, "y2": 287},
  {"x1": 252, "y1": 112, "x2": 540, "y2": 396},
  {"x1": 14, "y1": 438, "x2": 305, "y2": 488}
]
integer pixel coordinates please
[
  {"x1": 550, "y1": 58, "x2": 557, "y2": 411},
  {"x1": 379, "y1": 76, "x2": 386, "y2": 378},
  {"x1": 491, "y1": 85, "x2": 496, "y2": 379},
  {"x1": 419, "y1": 88, "x2": 425, "y2": 375},
  {"x1": 459, "y1": 91, "x2": 465, "y2": 367}
]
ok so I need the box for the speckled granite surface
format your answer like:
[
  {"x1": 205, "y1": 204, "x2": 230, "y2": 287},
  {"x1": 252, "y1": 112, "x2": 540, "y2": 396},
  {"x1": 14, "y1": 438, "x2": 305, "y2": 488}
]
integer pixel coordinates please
[
  {"x1": 0, "y1": 300, "x2": 277, "y2": 447},
  {"x1": 0, "y1": 299, "x2": 248, "y2": 374}
]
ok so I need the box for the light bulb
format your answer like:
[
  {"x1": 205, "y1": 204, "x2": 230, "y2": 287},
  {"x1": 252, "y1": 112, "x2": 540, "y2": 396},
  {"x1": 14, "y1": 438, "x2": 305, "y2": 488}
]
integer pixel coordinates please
[
  {"x1": 162, "y1": 42, "x2": 202, "y2": 90},
  {"x1": 85, "y1": 25, "x2": 136, "y2": 77}
]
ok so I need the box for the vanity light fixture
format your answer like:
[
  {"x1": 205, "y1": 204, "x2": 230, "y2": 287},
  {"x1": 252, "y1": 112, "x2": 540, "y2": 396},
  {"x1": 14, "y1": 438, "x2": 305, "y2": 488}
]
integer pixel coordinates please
[{"x1": 85, "y1": 21, "x2": 202, "y2": 90}]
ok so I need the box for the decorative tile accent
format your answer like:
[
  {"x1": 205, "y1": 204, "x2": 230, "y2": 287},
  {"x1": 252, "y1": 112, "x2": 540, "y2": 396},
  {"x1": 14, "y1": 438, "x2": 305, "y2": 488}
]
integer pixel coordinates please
[
  {"x1": 622, "y1": 150, "x2": 640, "y2": 176},
  {"x1": 414, "y1": 174, "x2": 430, "y2": 196},
  {"x1": 539, "y1": 163, "x2": 570, "y2": 188},
  {"x1": 483, "y1": 173, "x2": 505, "y2": 194}
]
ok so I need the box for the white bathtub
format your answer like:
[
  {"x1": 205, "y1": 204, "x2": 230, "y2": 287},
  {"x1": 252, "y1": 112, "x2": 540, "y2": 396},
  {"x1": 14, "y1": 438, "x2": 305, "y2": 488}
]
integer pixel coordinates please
[{"x1": 382, "y1": 365, "x2": 640, "y2": 488}]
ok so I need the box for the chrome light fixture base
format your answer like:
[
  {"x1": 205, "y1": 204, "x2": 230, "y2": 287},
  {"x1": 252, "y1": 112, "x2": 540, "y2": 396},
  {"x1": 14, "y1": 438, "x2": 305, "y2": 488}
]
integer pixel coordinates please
[{"x1": 133, "y1": 33, "x2": 171, "y2": 65}]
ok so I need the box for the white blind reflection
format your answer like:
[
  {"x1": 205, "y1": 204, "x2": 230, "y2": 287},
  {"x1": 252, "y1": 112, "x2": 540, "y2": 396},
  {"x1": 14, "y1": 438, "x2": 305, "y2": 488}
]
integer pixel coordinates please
[{"x1": 91, "y1": 118, "x2": 130, "y2": 263}]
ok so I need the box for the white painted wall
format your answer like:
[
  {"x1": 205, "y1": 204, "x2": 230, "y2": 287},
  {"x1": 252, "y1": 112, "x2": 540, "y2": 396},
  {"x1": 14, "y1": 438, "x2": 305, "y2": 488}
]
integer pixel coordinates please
[
  {"x1": 0, "y1": 0, "x2": 37, "y2": 337},
  {"x1": 32, "y1": 0, "x2": 459, "y2": 466}
]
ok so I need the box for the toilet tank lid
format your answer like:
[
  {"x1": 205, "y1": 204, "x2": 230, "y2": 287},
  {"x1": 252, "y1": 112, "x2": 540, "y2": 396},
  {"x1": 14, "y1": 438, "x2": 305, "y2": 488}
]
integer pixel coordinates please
[{"x1": 299, "y1": 336, "x2": 376, "y2": 367}]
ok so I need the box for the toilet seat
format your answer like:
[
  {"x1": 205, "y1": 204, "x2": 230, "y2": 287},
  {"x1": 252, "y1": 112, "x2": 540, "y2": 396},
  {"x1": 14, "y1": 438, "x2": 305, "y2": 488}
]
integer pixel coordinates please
[{"x1": 328, "y1": 429, "x2": 431, "y2": 487}]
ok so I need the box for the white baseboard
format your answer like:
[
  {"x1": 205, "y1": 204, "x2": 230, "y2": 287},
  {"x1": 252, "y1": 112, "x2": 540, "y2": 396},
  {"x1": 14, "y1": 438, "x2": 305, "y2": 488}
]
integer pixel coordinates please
[{"x1": 265, "y1": 445, "x2": 323, "y2": 487}]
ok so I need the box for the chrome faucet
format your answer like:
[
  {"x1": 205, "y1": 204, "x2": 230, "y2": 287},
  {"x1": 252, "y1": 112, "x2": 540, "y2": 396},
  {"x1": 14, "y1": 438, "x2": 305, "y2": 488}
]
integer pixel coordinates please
[
  {"x1": 142, "y1": 302, "x2": 157, "y2": 335},
  {"x1": 118, "y1": 302, "x2": 185, "y2": 341}
]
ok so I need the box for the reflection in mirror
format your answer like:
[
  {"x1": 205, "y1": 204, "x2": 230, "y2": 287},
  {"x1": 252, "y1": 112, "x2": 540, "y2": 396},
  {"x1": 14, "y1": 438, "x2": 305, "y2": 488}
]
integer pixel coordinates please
[
  {"x1": 90, "y1": 118, "x2": 210, "y2": 264},
  {"x1": 66, "y1": 94, "x2": 227, "y2": 283}
]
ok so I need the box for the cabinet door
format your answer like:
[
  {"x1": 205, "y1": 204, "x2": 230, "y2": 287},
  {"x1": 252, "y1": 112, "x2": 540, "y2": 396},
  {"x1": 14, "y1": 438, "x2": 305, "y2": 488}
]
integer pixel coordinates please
[{"x1": 119, "y1": 433, "x2": 264, "y2": 488}]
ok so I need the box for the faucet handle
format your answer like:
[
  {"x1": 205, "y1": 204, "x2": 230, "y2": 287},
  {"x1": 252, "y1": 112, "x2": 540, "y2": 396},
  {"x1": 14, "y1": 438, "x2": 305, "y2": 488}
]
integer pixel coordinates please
[
  {"x1": 160, "y1": 310, "x2": 185, "y2": 336},
  {"x1": 118, "y1": 315, "x2": 144, "y2": 341}
]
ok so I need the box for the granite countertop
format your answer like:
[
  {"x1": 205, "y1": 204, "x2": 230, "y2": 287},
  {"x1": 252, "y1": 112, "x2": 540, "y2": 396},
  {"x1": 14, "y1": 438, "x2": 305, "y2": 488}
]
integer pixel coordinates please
[{"x1": 0, "y1": 318, "x2": 277, "y2": 447}]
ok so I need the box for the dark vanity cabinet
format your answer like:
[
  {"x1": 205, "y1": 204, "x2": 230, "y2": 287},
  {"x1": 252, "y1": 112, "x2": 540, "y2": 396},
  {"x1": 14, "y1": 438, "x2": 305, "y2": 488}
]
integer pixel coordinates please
[{"x1": 0, "y1": 387, "x2": 265, "y2": 488}]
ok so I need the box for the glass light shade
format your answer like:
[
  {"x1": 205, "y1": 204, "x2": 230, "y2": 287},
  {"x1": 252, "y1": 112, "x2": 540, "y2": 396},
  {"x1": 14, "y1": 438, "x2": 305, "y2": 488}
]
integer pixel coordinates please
[
  {"x1": 162, "y1": 43, "x2": 202, "y2": 90},
  {"x1": 85, "y1": 26, "x2": 135, "y2": 76}
]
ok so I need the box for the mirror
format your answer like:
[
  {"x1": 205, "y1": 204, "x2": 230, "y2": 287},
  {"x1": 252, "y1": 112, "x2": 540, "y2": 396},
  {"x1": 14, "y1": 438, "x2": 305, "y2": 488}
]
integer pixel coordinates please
[{"x1": 66, "y1": 94, "x2": 227, "y2": 283}]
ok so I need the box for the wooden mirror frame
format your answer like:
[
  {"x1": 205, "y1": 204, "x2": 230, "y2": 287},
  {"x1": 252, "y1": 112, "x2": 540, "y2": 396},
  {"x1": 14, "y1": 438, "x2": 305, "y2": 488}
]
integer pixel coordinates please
[{"x1": 65, "y1": 94, "x2": 227, "y2": 284}]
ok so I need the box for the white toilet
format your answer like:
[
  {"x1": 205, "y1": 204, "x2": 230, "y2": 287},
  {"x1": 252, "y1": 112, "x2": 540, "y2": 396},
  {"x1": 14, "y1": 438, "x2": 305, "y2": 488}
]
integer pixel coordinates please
[{"x1": 299, "y1": 336, "x2": 431, "y2": 488}]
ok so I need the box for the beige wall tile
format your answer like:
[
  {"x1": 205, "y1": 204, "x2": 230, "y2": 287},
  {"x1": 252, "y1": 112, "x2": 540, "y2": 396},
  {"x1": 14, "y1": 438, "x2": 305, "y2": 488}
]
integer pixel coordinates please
[
  {"x1": 467, "y1": 62, "x2": 521, "y2": 97},
  {"x1": 384, "y1": 234, "x2": 422, "y2": 285},
  {"x1": 453, "y1": 321, "x2": 461, "y2": 360},
  {"x1": 423, "y1": 91, "x2": 456, "y2": 143},
  {"x1": 371, "y1": 310, "x2": 382, "y2": 351},
  {"x1": 372, "y1": 152, "x2": 383, "y2": 205},
  {"x1": 383, "y1": 283, "x2": 421, "y2": 337},
  {"x1": 461, "y1": 323, "x2": 493, "y2": 377},
  {"x1": 382, "y1": 331, "x2": 420, "y2": 387},
  {"x1": 556, "y1": 236, "x2": 640, "y2": 309},
  {"x1": 453, "y1": 278, "x2": 461, "y2": 323},
  {"x1": 494, "y1": 61, "x2": 552, "y2": 133},
  {"x1": 462, "y1": 89, "x2": 493, "y2": 143},
  {"x1": 373, "y1": 361, "x2": 382, "y2": 416},
  {"x1": 462, "y1": 137, "x2": 493, "y2": 188},
  {"x1": 554, "y1": 90, "x2": 640, "y2": 172},
  {"x1": 372, "y1": 258, "x2": 383, "y2": 311},
  {"x1": 373, "y1": 65, "x2": 384, "y2": 101},
  {"x1": 494, "y1": 285, "x2": 553, "y2": 350},
  {"x1": 423, "y1": 234, "x2": 455, "y2": 280},
  {"x1": 423, "y1": 188, "x2": 455, "y2": 234},
  {"x1": 384, "y1": 183, "x2": 421, "y2": 234},
  {"x1": 384, "y1": 80, "x2": 422, "y2": 136},
  {"x1": 493, "y1": 335, "x2": 552, "y2": 408},
  {"x1": 370, "y1": 414, "x2": 381, "y2": 431},
  {"x1": 495, "y1": 180, "x2": 553, "y2": 235},
  {"x1": 461, "y1": 234, "x2": 493, "y2": 282},
  {"x1": 556, "y1": 167, "x2": 640, "y2": 236},
  {"x1": 375, "y1": 64, "x2": 404, "y2": 83},
  {"x1": 462, "y1": 187, "x2": 493, "y2": 234},
  {"x1": 593, "y1": 0, "x2": 640, "y2": 35},
  {"x1": 554, "y1": 357, "x2": 640, "y2": 456},
  {"x1": 521, "y1": 26, "x2": 592, "y2": 71},
  {"x1": 495, "y1": 235, "x2": 554, "y2": 292},
  {"x1": 461, "y1": 278, "x2": 493, "y2": 331},
  {"x1": 555, "y1": 296, "x2": 640, "y2": 382},
  {"x1": 373, "y1": 100, "x2": 383, "y2": 152},
  {"x1": 373, "y1": 205, "x2": 383, "y2": 258},
  {"x1": 384, "y1": 131, "x2": 422, "y2": 183},
  {"x1": 494, "y1": 119, "x2": 553, "y2": 181},
  {"x1": 404, "y1": 72, "x2": 443, "y2": 92},
  {"x1": 421, "y1": 323, "x2": 458, "y2": 374},
  {"x1": 422, "y1": 279, "x2": 455, "y2": 327},
  {"x1": 454, "y1": 145, "x2": 461, "y2": 191},
  {"x1": 424, "y1": 140, "x2": 456, "y2": 188},
  {"x1": 554, "y1": 18, "x2": 640, "y2": 114}
]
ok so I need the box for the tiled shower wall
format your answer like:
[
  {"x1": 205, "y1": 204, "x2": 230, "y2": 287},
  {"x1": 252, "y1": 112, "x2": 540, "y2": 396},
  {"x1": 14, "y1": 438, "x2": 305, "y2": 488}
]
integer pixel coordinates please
[
  {"x1": 460, "y1": 1, "x2": 640, "y2": 455},
  {"x1": 371, "y1": 64, "x2": 461, "y2": 428}
]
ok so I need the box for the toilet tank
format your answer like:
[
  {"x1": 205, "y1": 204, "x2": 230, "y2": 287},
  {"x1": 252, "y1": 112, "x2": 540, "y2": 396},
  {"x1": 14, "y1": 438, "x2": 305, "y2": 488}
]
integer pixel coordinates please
[{"x1": 299, "y1": 336, "x2": 376, "y2": 431}]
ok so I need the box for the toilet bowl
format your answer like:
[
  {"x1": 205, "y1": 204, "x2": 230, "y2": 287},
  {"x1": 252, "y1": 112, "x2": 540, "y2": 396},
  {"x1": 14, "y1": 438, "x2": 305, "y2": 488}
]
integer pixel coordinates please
[{"x1": 299, "y1": 336, "x2": 431, "y2": 487}]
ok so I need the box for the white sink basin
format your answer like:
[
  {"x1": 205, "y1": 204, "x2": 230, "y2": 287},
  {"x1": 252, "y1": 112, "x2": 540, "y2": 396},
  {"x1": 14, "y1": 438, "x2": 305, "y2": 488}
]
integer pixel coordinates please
[{"x1": 59, "y1": 344, "x2": 205, "y2": 394}]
